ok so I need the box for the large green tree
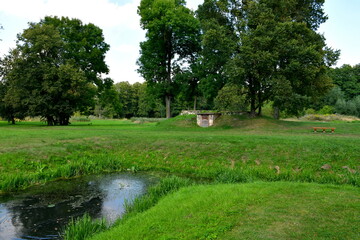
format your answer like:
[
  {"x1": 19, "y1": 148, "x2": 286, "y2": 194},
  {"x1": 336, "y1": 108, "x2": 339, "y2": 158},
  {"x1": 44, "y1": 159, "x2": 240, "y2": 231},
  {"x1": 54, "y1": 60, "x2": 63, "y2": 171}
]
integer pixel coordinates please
[
  {"x1": 137, "y1": 0, "x2": 201, "y2": 118},
  {"x1": 0, "y1": 49, "x2": 26, "y2": 124},
  {"x1": 2, "y1": 17, "x2": 109, "y2": 125},
  {"x1": 40, "y1": 16, "x2": 110, "y2": 89},
  {"x1": 198, "y1": 0, "x2": 339, "y2": 117},
  {"x1": 196, "y1": 0, "x2": 237, "y2": 108}
]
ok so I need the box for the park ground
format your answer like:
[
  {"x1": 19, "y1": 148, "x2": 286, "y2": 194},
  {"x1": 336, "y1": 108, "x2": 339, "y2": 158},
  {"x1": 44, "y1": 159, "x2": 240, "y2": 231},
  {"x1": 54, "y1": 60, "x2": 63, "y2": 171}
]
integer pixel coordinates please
[{"x1": 0, "y1": 115, "x2": 359, "y2": 239}]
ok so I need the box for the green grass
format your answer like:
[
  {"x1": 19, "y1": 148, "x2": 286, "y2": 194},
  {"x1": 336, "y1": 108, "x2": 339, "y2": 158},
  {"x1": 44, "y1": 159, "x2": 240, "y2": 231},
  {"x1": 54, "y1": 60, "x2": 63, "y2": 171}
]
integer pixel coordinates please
[
  {"x1": 89, "y1": 182, "x2": 359, "y2": 240},
  {"x1": 0, "y1": 116, "x2": 359, "y2": 193},
  {"x1": 62, "y1": 213, "x2": 108, "y2": 240},
  {"x1": 1, "y1": 116, "x2": 359, "y2": 239}
]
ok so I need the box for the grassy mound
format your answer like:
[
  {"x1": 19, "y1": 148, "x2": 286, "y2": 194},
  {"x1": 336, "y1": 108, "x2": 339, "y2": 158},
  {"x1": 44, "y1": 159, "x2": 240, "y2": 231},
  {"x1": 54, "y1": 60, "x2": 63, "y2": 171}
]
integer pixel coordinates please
[
  {"x1": 90, "y1": 182, "x2": 359, "y2": 240},
  {"x1": 156, "y1": 114, "x2": 197, "y2": 128}
]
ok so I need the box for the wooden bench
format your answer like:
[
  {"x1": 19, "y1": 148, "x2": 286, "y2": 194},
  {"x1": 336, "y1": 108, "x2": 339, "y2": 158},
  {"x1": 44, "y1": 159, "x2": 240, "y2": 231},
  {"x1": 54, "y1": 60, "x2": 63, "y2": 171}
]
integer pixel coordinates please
[{"x1": 312, "y1": 127, "x2": 336, "y2": 133}]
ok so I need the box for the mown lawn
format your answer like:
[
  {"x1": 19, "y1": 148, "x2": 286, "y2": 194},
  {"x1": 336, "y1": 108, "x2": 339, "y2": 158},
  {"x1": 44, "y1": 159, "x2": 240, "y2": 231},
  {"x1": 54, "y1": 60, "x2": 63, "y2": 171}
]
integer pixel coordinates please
[{"x1": 90, "y1": 182, "x2": 359, "y2": 240}]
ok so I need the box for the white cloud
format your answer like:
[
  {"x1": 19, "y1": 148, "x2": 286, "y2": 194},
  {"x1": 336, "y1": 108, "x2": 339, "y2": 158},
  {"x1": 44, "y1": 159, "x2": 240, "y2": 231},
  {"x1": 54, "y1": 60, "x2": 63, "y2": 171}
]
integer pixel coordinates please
[
  {"x1": 0, "y1": 0, "x2": 145, "y2": 83},
  {"x1": 187, "y1": 0, "x2": 203, "y2": 11},
  {"x1": 0, "y1": 0, "x2": 141, "y2": 29},
  {"x1": 0, "y1": 0, "x2": 203, "y2": 83}
]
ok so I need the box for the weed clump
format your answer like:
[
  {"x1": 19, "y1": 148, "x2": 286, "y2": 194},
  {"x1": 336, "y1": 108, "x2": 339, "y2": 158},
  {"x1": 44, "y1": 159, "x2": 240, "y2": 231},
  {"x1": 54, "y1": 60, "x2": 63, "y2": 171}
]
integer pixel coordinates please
[
  {"x1": 62, "y1": 213, "x2": 107, "y2": 240},
  {"x1": 215, "y1": 169, "x2": 252, "y2": 183}
]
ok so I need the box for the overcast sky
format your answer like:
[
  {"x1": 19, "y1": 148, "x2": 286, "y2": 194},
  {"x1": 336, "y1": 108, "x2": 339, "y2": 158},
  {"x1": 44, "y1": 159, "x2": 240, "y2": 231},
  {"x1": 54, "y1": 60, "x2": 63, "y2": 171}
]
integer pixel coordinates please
[{"x1": 0, "y1": 0, "x2": 359, "y2": 83}]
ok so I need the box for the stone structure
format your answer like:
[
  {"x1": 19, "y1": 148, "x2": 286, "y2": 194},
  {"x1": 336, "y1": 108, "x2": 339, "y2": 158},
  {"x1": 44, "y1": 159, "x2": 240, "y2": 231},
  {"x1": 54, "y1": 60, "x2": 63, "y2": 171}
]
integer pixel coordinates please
[{"x1": 197, "y1": 113, "x2": 221, "y2": 127}]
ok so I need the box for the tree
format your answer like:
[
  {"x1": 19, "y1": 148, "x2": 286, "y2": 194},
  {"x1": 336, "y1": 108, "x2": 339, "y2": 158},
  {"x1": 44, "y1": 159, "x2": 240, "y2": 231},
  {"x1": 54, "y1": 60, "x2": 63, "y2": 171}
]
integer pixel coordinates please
[
  {"x1": 214, "y1": 83, "x2": 247, "y2": 111},
  {"x1": 114, "y1": 81, "x2": 137, "y2": 118},
  {"x1": 2, "y1": 18, "x2": 109, "y2": 125},
  {"x1": 196, "y1": 0, "x2": 237, "y2": 108},
  {"x1": 197, "y1": 0, "x2": 338, "y2": 117},
  {"x1": 0, "y1": 49, "x2": 27, "y2": 124},
  {"x1": 137, "y1": 0, "x2": 201, "y2": 118},
  {"x1": 95, "y1": 78, "x2": 122, "y2": 118},
  {"x1": 40, "y1": 17, "x2": 110, "y2": 88},
  {"x1": 329, "y1": 64, "x2": 360, "y2": 100}
]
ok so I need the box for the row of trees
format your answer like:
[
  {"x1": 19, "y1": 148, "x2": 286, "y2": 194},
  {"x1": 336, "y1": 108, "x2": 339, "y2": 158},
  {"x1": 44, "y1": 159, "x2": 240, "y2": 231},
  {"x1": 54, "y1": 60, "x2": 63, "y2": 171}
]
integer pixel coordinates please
[
  {"x1": 96, "y1": 81, "x2": 165, "y2": 119},
  {"x1": 1, "y1": 1, "x2": 358, "y2": 124},
  {"x1": 137, "y1": 0, "x2": 340, "y2": 118},
  {"x1": 97, "y1": 62, "x2": 360, "y2": 118}
]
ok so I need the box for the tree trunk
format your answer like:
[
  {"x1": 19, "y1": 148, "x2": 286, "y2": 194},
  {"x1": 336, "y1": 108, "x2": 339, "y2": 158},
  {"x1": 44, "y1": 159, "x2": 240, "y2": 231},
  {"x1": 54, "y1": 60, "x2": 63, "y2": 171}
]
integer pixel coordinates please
[
  {"x1": 58, "y1": 115, "x2": 70, "y2": 125},
  {"x1": 257, "y1": 89, "x2": 262, "y2": 116},
  {"x1": 11, "y1": 117, "x2": 15, "y2": 125},
  {"x1": 47, "y1": 116, "x2": 54, "y2": 126},
  {"x1": 165, "y1": 95, "x2": 171, "y2": 119},
  {"x1": 273, "y1": 106, "x2": 280, "y2": 119},
  {"x1": 249, "y1": 77, "x2": 257, "y2": 118},
  {"x1": 193, "y1": 96, "x2": 197, "y2": 110},
  {"x1": 258, "y1": 105, "x2": 262, "y2": 116},
  {"x1": 165, "y1": 28, "x2": 172, "y2": 119},
  {"x1": 249, "y1": 92, "x2": 257, "y2": 118}
]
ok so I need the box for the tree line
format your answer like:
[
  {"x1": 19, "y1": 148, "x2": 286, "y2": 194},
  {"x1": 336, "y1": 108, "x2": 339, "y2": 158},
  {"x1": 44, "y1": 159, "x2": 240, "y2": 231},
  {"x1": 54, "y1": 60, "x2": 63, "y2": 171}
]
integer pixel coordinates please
[
  {"x1": 137, "y1": 0, "x2": 342, "y2": 118},
  {"x1": 1, "y1": 0, "x2": 359, "y2": 125}
]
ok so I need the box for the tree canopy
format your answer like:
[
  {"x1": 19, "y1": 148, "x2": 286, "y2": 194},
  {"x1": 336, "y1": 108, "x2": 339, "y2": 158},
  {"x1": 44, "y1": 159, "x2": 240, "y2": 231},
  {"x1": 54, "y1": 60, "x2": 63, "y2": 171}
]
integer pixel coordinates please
[
  {"x1": 137, "y1": 0, "x2": 201, "y2": 118},
  {"x1": 196, "y1": 0, "x2": 339, "y2": 117},
  {"x1": 329, "y1": 64, "x2": 360, "y2": 100},
  {"x1": 0, "y1": 17, "x2": 109, "y2": 125}
]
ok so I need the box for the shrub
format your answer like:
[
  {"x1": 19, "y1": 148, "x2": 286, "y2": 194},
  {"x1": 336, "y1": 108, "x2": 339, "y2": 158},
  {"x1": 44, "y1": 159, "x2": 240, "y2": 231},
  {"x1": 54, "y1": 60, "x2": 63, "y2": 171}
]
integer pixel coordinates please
[
  {"x1": 335, "y1": 97, "x2": 360, "y2": 117},
  {"x1": 318, "y1": 105, "x2": 334, "y2": 115},
  {"x1": 305, "y1": 108, "x2": 316, "y2": 115}
]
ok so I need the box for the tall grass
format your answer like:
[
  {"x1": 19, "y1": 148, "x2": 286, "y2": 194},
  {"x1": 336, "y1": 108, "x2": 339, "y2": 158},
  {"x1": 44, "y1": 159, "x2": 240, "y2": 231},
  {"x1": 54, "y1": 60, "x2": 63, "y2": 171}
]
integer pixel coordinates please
[
  {"x1": 0, "y1": 155, "x2": 126, "y2": 192},
  {"x1": 62, "y1": 214, "x2": 107, "y2": 240}
]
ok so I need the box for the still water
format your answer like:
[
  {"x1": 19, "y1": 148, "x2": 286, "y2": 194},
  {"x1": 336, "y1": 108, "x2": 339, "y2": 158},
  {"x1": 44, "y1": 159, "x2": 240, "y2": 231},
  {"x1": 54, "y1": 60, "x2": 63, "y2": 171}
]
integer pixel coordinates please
[{"x1": 0, "y1": 173, "x2": 157, "y2": 240}]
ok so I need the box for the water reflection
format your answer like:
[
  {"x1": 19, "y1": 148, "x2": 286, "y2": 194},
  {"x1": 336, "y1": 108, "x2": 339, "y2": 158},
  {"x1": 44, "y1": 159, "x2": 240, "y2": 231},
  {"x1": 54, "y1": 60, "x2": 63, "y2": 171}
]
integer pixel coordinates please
[{"x1": 0, "y1": 173, "x2": 157, "y2": 240}]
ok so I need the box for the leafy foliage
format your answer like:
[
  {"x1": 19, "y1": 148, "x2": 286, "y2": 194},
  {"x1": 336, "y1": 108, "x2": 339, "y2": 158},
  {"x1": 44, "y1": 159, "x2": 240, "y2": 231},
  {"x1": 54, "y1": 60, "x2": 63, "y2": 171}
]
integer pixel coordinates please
[
  {"x1": 214, "y1": 83, "x2": 247, "y2": 111},
  {"x1": 1, "y1": 17, "x2": 109, "y2": 125},
  {"x1": 197, "y1": 0, "x2": 338, "y2": 117},
  {"x1": 329, "y1": 64, "x2": 360, "y2": 100},
  {"x1": 137, "y1": 0, "x2": 201, "y2": 118}
]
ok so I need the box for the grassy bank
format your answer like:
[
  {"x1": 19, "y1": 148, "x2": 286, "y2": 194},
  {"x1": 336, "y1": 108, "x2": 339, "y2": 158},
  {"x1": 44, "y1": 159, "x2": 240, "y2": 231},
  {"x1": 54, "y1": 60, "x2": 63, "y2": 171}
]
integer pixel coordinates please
[
  {"x1": 1, "y1": 116, "x2": 359, "y2": 192},
  {"x1": 89, "y1": 182, "x2": 359, "y2": 240}
]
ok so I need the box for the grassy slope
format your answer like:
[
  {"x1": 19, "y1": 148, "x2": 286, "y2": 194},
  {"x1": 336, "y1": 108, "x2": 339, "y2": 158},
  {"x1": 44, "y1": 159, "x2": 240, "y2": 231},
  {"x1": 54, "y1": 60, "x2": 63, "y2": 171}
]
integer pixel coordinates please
[
  {"x1": 0, "y1": 116, "x2": 359, "y2": 192},
  {"x1": 90, "y1": 182, "x2": 359, "y2": 240}
]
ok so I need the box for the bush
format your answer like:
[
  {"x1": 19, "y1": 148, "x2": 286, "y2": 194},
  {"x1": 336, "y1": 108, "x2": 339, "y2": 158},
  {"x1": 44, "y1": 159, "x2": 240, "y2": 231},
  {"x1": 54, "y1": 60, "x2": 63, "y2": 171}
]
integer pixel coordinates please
[
  {"x1": 349, "y1": 96, "x2": 360, "y2": 117},
  {"x1": 305, "y1": 108, "x2": 316, "y2": 115},
  {"x1": 335, "y1": 97, "x2": 360, "y2": 117},
  {"x1": 318, "y1": 105, "x2": 334, "y2": 115}
]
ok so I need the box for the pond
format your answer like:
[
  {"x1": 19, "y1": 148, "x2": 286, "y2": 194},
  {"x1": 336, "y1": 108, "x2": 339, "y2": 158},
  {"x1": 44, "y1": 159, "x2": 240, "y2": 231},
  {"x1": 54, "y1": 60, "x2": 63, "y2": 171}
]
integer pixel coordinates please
[{"x1": 0, "y1": 173, "x2": 158, "y2": 240}]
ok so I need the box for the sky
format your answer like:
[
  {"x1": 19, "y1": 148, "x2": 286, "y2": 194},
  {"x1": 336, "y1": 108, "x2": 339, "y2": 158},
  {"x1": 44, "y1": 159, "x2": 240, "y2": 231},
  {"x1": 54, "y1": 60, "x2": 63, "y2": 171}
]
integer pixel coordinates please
[{"x1": 0, "y1": 0, "x2": 359, "y2": 83}]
